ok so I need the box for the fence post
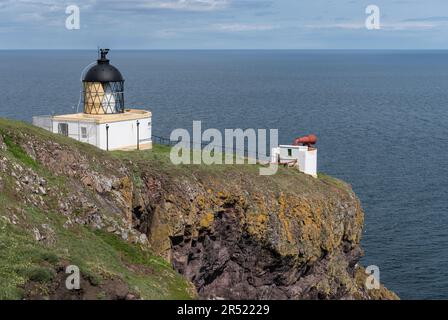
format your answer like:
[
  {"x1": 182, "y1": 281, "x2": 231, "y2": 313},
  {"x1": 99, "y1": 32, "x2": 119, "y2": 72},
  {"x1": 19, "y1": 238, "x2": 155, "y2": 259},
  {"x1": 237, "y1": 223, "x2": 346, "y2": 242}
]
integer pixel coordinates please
[
  {"x1": 136, "y1": 120, "x2": 140, "y2": 150},
  {"x1": 106, "y1": 124, "x2": 109, "y2": 151}
]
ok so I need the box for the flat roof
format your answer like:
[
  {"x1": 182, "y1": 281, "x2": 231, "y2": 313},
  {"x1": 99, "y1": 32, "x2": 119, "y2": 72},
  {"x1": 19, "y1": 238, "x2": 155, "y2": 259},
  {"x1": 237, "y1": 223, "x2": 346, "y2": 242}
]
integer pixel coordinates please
[
  {"x1": 279, "y1": 145, "x2": 308, "y2": 149},
  {"x1": 52, "y1": 109, "x2": 152, "y2": 124}
]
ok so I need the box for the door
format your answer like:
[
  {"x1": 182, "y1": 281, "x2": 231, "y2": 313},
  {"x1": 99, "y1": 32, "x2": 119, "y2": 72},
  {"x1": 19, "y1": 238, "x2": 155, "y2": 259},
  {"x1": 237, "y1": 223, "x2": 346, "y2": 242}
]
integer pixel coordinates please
[{"x1": 58, "y1": 123, "x2": 68, "y2": 137}]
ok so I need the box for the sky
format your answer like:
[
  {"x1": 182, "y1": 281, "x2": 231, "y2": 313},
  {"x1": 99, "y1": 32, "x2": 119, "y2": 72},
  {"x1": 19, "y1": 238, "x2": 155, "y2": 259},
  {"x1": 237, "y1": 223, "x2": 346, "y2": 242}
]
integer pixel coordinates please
[{"x1": 0, "y1": 0, "x2": 448, "y2": 49}]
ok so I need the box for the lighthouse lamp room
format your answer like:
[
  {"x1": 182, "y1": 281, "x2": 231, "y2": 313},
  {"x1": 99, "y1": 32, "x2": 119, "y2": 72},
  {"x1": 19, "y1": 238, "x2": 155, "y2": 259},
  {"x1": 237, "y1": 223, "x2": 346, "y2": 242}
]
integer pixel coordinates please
[{"x1": 33, "y1": 49, "x2": 152, "y2": 151}]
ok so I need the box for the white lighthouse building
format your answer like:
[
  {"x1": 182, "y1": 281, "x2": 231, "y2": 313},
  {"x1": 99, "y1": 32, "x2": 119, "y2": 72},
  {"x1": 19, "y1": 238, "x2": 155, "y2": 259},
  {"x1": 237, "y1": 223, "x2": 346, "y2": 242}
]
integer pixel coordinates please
[{"x1": 33, "y1": 49, "x2": 152, "y2": 151}]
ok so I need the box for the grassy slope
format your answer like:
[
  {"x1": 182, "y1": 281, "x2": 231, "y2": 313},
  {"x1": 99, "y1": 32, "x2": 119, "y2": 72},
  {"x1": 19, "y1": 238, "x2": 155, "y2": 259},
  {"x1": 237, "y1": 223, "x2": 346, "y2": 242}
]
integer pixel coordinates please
[{"x1": 0, "y1": 118, "x2": 193, "y2": 300}]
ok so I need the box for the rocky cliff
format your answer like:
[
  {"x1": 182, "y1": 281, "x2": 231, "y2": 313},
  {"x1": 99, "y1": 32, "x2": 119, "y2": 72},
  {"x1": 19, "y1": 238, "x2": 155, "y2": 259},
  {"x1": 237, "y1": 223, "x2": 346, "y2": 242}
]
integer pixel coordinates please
[{"x1": 0, "y1": 118, "x2": 397, "y2": 300}]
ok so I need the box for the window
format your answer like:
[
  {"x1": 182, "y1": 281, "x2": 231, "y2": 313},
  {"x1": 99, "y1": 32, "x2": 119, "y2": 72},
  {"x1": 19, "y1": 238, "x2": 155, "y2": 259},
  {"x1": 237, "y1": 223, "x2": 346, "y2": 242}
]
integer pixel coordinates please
[
  {"x1": 58, "y1": 123, "x2": 68, "y2": 137},
  {"x1": 288, "y1": 149, "x2": 292, "y2": 157},
  {"x1": 81, "y1": 127, "x2": 87, "y2": 139}
]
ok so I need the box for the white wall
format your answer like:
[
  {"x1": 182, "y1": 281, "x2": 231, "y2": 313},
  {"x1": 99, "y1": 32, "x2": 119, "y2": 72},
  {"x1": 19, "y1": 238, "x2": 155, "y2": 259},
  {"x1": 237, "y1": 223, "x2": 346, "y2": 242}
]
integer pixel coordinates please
[
  {"x1": 98, "y1": 118, "x2": 152, "y2": 150},
  {"x1": 303, "y1": 149, "x2": 317, "y2": 177},
  {"x1": 275, "y1": 145, "x2": 317, "y2": 177},
  {"x1": 52, "y1": 120, "x2": 98, "y2": 146},
  {"x1": 51, "y1": 117, "x2": 151, "y2": 151}
]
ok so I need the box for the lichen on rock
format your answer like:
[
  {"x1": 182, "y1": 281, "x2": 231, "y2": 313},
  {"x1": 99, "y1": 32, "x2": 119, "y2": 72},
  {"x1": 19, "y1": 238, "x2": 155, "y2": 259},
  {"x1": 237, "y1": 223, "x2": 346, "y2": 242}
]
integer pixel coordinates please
[{"x1": 127, "y1": 154, "x2": 396, "y2": 300}]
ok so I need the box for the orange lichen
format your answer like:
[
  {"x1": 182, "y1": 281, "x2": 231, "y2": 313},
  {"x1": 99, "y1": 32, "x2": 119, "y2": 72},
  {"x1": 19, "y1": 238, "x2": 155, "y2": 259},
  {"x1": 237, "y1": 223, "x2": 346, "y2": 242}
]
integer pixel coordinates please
[{"x1": 199, "y1": 212, "x2": 215, "y2": 229}]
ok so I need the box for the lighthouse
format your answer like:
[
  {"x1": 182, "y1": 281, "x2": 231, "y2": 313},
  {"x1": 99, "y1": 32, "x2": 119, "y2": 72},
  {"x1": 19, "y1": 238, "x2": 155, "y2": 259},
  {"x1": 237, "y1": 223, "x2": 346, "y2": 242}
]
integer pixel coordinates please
[
  {"x1": 33, "y1": 49, "x2": 152, "y2": 151},
  {"x1": 83, "y1": 48, "x2": 125, "y2": 115}
]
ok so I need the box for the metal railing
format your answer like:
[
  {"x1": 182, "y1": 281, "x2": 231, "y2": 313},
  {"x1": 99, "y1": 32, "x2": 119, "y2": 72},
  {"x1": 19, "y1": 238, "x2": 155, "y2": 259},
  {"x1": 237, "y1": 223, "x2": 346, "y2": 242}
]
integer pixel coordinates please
[
  {"x1": 151, "y1": 135, "x2": 270, "y2": 162},
  {"x1": 152, "y1": 135, "x2": 180, "y2": 146}
]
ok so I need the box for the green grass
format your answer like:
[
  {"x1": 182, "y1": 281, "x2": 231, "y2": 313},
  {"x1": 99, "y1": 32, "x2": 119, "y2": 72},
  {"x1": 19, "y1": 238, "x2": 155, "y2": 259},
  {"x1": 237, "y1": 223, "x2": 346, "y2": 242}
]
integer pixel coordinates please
[
  {"x1": 39, "y1": 252, "x2": 59, "y2": 264},
  {"x1": 112, "y1": 143, "x2": 277, "y2": 191},
  {"x1": 117, "y1": 143, "x2": 350, "y2": 191},
  {"x1": 318, "y1": 172, "x2": 351, "y2": 191},
  {"x1": 26, "y1": 267, "x2": 55, "y2": 283},
  {"x1": 0, "y1": 118, "x2": 115, "y2": 177},
  {"x1": 1, "y1": 133, "x2": 39, "y2": 170}
]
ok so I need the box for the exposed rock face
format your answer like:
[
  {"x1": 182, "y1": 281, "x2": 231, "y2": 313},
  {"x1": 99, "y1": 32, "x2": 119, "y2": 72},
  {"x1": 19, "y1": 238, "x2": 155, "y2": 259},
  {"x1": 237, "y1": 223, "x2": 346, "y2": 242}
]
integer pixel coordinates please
[
  {"x1": 0, "y1": 128, "x2": 144, "y2": 245},
  {"x1": 0, "y1": 134, "x2": 5, "y2": 151},
  {"x1": 131, "y1": 167, "x2": 396, "y2": 300},
  {"x1": 0, "y1": 120, "x2": 398, "y2": 300}
]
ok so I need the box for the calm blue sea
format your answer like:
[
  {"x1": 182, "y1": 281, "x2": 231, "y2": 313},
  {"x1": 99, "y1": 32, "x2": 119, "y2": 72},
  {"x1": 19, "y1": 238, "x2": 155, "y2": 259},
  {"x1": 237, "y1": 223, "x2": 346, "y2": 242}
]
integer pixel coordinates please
[{"x1": 1, "y1": 50, "x2": 447, "y2": 299}]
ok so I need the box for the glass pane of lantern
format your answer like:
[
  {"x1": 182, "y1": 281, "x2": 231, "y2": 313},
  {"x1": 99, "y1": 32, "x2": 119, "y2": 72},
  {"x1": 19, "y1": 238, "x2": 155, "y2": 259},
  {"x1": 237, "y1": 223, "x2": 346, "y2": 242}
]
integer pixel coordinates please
[
  {"x1": 84, "y1": 82, "x2": 105, "y2": 114},
  {"x1": 102, "y1": 83, "x2": 117, "y2": 113}
]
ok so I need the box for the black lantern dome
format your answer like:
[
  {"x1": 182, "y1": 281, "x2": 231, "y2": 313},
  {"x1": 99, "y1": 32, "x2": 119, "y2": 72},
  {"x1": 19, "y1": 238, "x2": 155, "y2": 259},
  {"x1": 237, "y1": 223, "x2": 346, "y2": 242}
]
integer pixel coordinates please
[{"x1": 82, "y1": 49, "x2": 125, "y2": 114}]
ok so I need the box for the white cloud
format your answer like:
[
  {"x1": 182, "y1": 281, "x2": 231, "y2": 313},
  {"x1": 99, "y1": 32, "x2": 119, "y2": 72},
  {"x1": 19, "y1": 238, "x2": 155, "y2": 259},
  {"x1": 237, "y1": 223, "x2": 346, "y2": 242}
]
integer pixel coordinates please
[
  {"x1": 1, "y1": 0, "x2": 230, "y2": 14},
  {"x1": 383, "y1": 22, "x2": 438, "y2": 30},
  {"x1": 304, "y1": 23, "x2": 365, "y2": 30},
  {"x1": 212, "y1": 23, "x2": 276, "y2": 32},
  {"x1": 107, "y1": 0, "x2": 229, "y2": 12},
  {"x1": 153, "y1": 28, "x2": 180, "y2": 38},
  {"x1": 304, "y1": 21, "x2": 446, "y2": 31},
  {"x1": 151, "y1": 22, "x2": 276, "y2": 39}
]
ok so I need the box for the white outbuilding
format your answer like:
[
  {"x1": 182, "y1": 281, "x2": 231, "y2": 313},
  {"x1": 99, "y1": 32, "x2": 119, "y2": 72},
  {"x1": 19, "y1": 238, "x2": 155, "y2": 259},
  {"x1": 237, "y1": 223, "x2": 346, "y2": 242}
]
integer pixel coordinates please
[{"x1": 271, "y1": 145, "x2": 317, "y2": 177}]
